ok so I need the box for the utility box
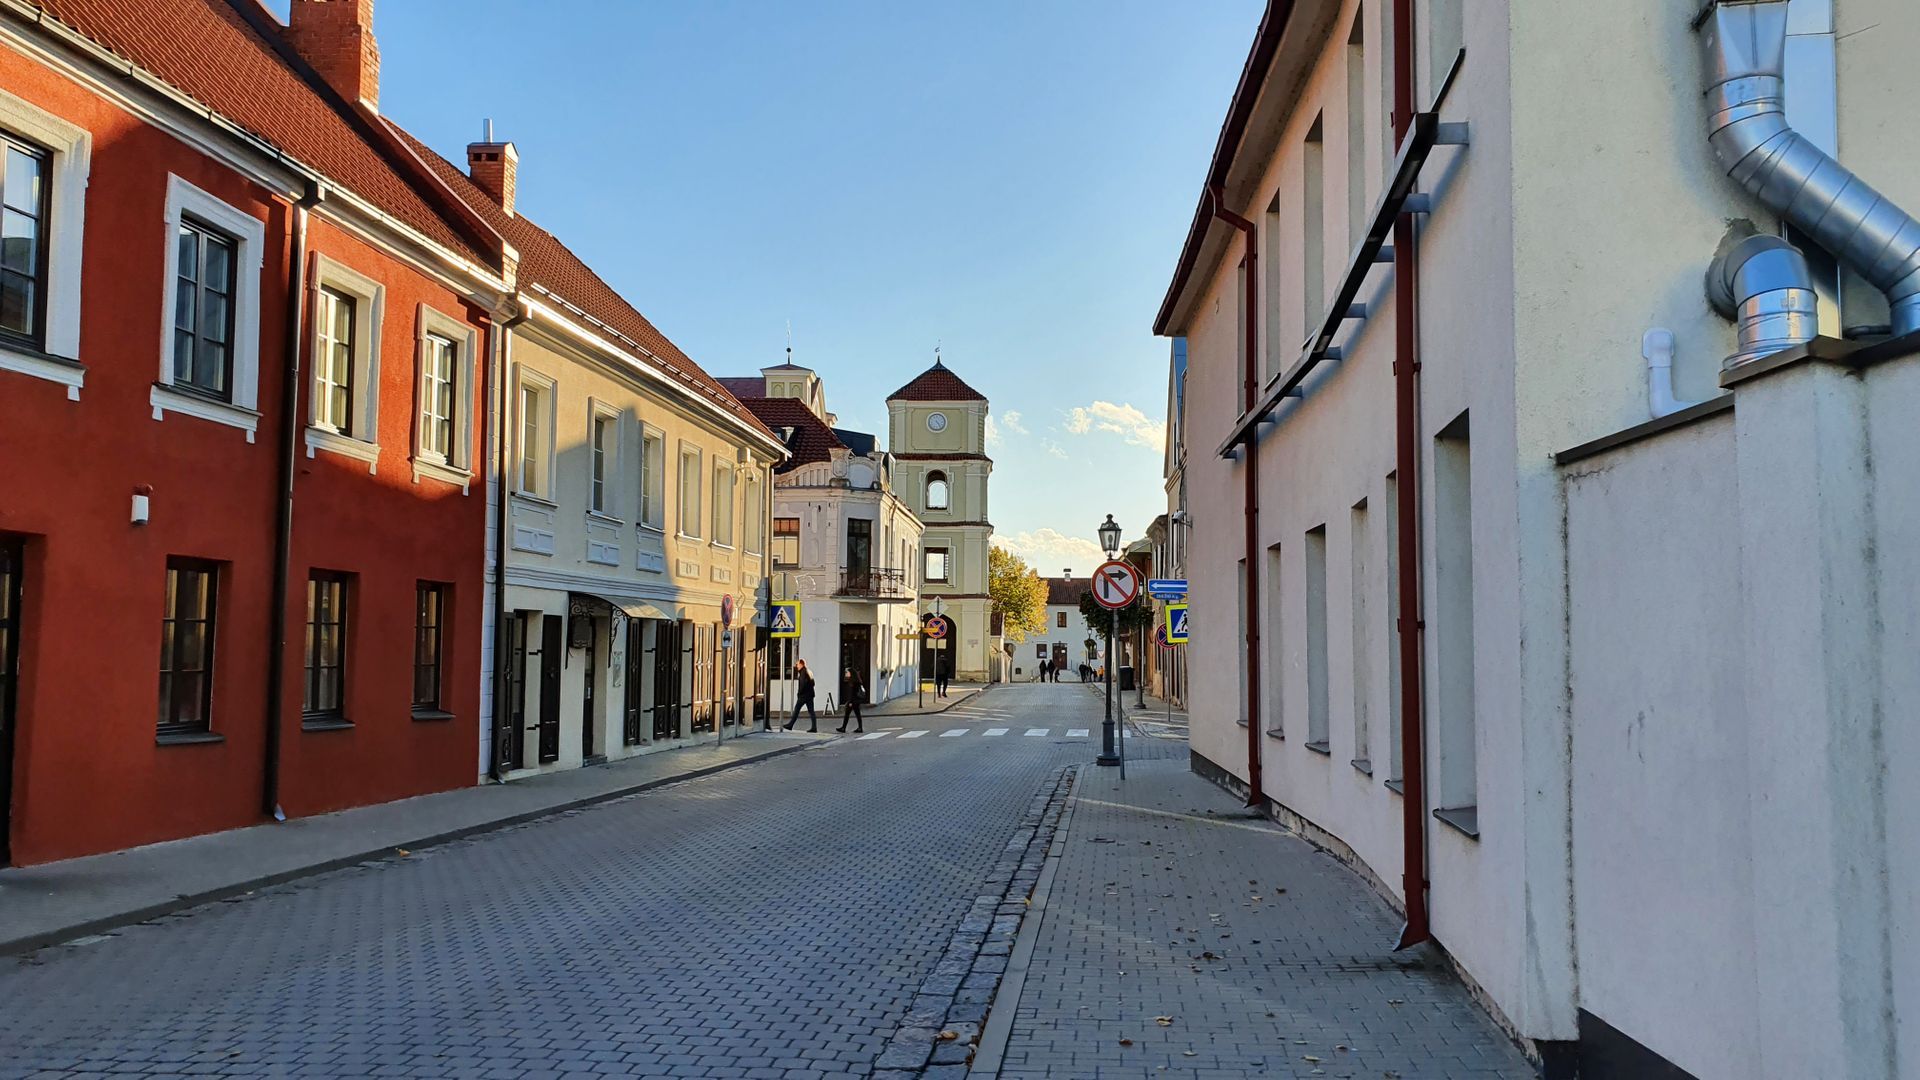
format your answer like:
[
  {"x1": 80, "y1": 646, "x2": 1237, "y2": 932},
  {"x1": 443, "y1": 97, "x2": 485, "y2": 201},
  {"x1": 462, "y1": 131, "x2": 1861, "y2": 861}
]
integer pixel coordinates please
[{"x1": 1120, "y1": 666, "x2": 1135, "y2": 692}]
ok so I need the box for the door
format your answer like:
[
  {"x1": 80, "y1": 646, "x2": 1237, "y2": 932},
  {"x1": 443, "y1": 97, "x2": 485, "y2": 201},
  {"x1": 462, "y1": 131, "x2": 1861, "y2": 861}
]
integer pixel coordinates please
[
  {"x1": 623, "y1": 616, "x2": 645, "y2": 746},
  {"x1": 839, "y1": 623, "x2": 872, "y2": 706},
  {"x1": 919, "y1": 614, "x2": 955, "y2": 682},
  {"x1": 1051, "y1": 643, "x2": 1068, "y2": 674},
  {"x1": 847, "y1": 518, "x2": 872, "y2": 591},
  {"x1": 501, "y1": 612, "x2": 528, "y2": 771},
  {"x1": 690, "y1": 623, "x2": 714, "y2": 733},
  {"x1": 538, "y1": 614, "x2": 562, "y2": 763},
  {"x1": 580, "y1": 615, "x2": 597, "y2": 758},
  {"x1": 0, "y1": 538, "x2": 21, "y2": 865},
  {"x1": 651, "y1": 619, "x2": 681, "y2": 742}
]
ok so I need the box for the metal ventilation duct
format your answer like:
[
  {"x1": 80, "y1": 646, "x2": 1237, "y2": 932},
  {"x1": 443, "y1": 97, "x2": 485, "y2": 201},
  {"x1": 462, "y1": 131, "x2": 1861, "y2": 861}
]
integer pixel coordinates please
[
  {"x1": 1701, "y1": 0, "x2": 1920, "y2": 339},
  {"x1": 1707, "y1": 226, "x2": 1819, "y2": 367}
]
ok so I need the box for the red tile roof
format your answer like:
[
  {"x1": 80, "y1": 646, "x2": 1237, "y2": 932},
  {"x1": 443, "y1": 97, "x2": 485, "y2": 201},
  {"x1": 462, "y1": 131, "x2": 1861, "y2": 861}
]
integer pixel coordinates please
[
  {"x1": 395, "y1": 130, "x2": 775, "y2": 443},
  {"x1": 718, "y1": 377, "x2": 766, "y2": 400},
  {"x1": 888, "y1": 360, "x2": 987, "y2": 403},
  {"x1": 1044, "y1": 577, "x2": 1088, "y2": 606},
  {"x1": 738, "y1": 397, "x2": 845, "y2": 473},
  {"x1": 29, "y1": 0, "x2": 494, "y2": 264}
]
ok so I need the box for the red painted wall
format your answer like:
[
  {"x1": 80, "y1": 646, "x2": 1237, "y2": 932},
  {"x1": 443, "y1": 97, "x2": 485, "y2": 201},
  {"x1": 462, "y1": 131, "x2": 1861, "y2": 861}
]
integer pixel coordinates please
[{"x1": 0, "y1": 47, "x2": 488, "y2": 864}]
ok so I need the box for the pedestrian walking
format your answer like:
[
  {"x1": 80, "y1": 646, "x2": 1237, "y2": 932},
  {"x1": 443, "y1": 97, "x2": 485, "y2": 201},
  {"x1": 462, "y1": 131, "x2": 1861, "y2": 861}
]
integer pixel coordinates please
[
  {"x1": 1037, "y1": 658, "x2": 1050, "y2": 683},
  {"x1": 935, "y1": 664, "x2": 950, "y2": 698},
  {"x1": 783, "y1": 659, "x2": 818, "y2": 732},
  {"x1": 837, "y1": 666, "x2": 866, "y2": 733}
]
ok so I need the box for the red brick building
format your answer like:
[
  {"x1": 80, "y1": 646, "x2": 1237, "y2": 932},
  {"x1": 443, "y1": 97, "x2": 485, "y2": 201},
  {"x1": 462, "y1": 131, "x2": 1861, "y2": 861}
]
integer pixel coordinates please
[{"x1": 0, "y1": 0, "x2": 508, "y2": 863}]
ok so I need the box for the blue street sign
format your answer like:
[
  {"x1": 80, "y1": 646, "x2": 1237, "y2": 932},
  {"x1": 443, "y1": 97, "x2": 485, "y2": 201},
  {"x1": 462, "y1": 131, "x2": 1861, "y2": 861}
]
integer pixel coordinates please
[
  {"x1": 1148, "y1": 579, "x2": 1188, "y2": 593},
  {"x1": 1165, "y1": 603, "x2": 1190, "y2": 644},
  {"x1": 770, "y1": 601, "x2": 801, "y2": 638}
]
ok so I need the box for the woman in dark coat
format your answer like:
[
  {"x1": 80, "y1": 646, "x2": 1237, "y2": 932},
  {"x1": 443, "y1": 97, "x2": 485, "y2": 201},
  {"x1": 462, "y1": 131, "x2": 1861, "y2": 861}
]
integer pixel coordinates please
[
  {"x1": 837, "y1": 666, "x2": 866, "y2": 734},
  {"x1": 783, "y1": 658, "x2": 818, "y2": 732}
]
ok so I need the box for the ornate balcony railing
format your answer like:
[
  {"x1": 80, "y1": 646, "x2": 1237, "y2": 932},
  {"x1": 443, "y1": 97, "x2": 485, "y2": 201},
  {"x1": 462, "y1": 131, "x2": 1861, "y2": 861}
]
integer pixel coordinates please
[{"x1": 834, "y1": 566, "x2": 912, "y2": 602}]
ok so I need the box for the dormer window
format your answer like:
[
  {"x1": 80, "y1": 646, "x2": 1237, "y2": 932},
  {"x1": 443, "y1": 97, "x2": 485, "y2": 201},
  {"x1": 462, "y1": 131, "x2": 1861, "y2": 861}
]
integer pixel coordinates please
[{"x1": 926, "y1": 471, "x2": 950, "y2": 511}]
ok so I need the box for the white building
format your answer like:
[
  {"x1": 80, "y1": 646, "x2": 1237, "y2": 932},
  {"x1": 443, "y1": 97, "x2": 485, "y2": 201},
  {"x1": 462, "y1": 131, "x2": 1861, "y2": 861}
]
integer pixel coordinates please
[
  {"x1": 1020, "y1": 577, "x2": 1102, "y2": 680},
  {"x1": 1159, "y1": 1, "x2": 1920, "y2": 1077},
  {"x1": 887, "y1": 358, "x2": 999, "y2": 682},
  {"x1": 723, "y1": 364, "x2": 925, "y2": 712}
]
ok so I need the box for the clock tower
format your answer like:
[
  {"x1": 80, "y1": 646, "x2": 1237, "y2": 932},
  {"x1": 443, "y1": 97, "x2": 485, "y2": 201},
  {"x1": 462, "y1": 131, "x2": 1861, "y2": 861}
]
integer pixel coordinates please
[{"x1": 887, "y1": 356, "x2": 997, "y2": 682}]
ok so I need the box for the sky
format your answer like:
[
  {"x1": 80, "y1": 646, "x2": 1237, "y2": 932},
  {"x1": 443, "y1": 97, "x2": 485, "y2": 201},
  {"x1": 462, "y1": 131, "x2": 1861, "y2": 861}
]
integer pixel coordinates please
[{"x1": 333, "y1": 0, "x2": 1262, "y2": 577}]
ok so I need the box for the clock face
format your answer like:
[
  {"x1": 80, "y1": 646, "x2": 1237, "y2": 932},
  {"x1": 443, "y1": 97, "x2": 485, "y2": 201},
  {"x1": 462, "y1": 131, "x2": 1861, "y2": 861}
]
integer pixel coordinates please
[{"x1": 926, "y1": 412, "x2": 948, "y2": 433}]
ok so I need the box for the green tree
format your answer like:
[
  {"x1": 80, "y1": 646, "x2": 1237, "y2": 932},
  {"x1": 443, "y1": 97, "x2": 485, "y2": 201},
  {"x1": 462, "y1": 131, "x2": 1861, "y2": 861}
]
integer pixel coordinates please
[
  {"x1": 1077, "y1": 591, "x2": 1155, "y2": 644},
  {"x1": 988, "y1": 546, "x2": 1048, "y2": 644}
]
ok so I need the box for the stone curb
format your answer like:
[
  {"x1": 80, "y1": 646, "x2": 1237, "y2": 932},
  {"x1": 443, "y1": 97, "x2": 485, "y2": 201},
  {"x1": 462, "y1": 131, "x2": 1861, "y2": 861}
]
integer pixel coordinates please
[
  {"x1": 870, "y1": 764, "x2": 1077, "y2": 1078},
  {"x1": 1, "y1": 737, "x2": 828, "y2": 957}
]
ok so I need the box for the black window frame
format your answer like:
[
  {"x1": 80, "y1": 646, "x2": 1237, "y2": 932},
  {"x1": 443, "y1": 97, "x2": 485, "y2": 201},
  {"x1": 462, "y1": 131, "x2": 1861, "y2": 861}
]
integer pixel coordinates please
[
  {"x1": 172, "y1": 216, "x2": 239, "y2": 402},
  {"x1": 924, "y1": 547, "x2": 951, "y2": 583},
  {"x1": 303, "y1": 571, "x2": 350, "y2": 723},
  {"x1": 0, "y1": 132, "x2": 52, "y2": 351},
  {"x1": 157, "y1": 558, "x2": 219, "y2": 736},
  {"x1": 412, "y1": 582, "x2": 446, "y2": 714}
]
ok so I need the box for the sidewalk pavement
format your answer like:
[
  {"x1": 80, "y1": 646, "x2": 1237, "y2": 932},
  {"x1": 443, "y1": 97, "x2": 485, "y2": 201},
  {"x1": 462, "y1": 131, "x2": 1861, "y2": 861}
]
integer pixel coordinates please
[
  {"x1": 0, "y1": 729, "x2": 827, "y2": 956},
  {"x1": 1077, "y1": 680, "x2": 1190, "y2": 740},
  {"x1": 981, "y1": 756, "x2": 1531, "y2": 1078}
]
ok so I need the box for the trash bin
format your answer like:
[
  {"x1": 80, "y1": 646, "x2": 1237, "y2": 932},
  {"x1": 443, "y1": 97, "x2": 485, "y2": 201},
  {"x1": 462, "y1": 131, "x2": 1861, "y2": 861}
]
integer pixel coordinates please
[{"x1": 1120, "y1": 666, "x2": 1135, "y2": 692}]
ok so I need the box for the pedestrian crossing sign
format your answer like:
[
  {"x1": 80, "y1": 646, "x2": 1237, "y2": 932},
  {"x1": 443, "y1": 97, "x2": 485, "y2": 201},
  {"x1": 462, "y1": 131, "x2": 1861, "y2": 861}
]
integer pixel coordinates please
[
  {"x1": 770, "y1": 601, "x2": 801, "y2": 639},
  {"x1": 1165, "y1": 603, "x2": 1189, "y2": 644}
]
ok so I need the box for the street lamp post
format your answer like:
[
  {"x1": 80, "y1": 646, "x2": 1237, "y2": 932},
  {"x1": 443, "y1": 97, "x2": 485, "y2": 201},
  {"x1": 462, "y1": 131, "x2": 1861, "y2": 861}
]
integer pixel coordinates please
[{"x1": 1097, "y1": 515, "x2": 1122, "y2": 767}]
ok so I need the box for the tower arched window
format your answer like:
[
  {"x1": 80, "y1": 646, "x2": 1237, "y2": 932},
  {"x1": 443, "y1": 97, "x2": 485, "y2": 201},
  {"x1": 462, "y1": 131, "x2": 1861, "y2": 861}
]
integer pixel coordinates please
[{"x1": 926, "y1": 471, "x2": 950, "y2": 511}]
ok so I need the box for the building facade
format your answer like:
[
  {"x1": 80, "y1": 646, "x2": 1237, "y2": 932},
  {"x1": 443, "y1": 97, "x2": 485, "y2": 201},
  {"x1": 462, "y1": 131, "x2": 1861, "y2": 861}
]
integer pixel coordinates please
[
  {"x1": 1023, "y1": 577, "x2": 1100, "y2": 680},
  {"x1": 403, "y1": 132, "x2": 783, "y2": 779},
  {"x1": 0, "y1": 0, "x2": 501, "y2": 864},
  {"x1": 1159, "y1": 0, "x2": 1919, "y2": 1076},
  {"x1": 887, "y1": 359, "x2": 997, "y2": 682},
  {"x1": 724, "y1": 364, "x2": 925, "y2": 712}
]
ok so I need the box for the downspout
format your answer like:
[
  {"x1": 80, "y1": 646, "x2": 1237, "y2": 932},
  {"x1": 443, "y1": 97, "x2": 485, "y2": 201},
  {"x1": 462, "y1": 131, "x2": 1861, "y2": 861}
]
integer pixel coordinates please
[
  {"x1": 1390, "y1": 0, "x2": 1432, "y2": 950},
  {"x1": 488, "y1": 296, "x2": 532, "y2": 781},
  {"x1": 1206, "y1": 184, "x2": 1263, "y2": 808},
  {"x1": 263, "y1": 180, "x2": 324, "y2": 821},
  {"x1": 1700, "y1": 0, "x2": 1920, "y2": 338}
]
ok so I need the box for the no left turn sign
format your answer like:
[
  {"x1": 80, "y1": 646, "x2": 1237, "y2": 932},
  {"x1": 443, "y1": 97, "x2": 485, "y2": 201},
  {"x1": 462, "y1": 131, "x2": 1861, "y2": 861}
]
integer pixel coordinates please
[{"x1": 1093, "y1": 559, "x2": 1141, "y2": 609}]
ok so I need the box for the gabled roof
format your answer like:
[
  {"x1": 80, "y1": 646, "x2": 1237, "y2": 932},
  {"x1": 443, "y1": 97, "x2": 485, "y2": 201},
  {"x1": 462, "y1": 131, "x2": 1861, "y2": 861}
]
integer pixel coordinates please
[
  {"x1": 1044, "y1": 577, "x2": 1087, "y2": 607},
  {"x1": 888, "y1": 359, "x2": 987, "y2": 403},
  {"x1": 28, "y1": 0, "x2": 495, "y2": 265},
  {"x1": 738, "y1": 397, "x2": 845, "y2": 473},
  {"x1": 397, "y1": 131, "x2": 775, "y2": 443},
  {"x1": 718, "y1": 377, "x2": 766, "y2": 400}
]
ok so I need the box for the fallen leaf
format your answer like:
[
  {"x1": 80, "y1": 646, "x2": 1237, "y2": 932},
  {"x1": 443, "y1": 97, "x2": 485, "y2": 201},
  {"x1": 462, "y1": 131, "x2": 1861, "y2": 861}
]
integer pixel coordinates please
[
  {"x1": 1154, "y1": 1016, "x2": 1174, "y2": 1026},
  {"x1": 1201, "y1": 951, "x2": 1219, "y2": 960},
  {"x1": 1182, "y1": 1050, "x2": 1198, "y2": 1057},
  {"x1": 1119, "y1": 1038, "x2": 1134, "y2": 1047},
  {"x1": 1305, "y1": 1055, "x2": 1322, "y2": 1063},
  {"x1": 395, "y1": 848, "x2": 411, "y2": 857},
  {"x1": 938, "y1": 1031, "x2": 959, "y2": 1041}
]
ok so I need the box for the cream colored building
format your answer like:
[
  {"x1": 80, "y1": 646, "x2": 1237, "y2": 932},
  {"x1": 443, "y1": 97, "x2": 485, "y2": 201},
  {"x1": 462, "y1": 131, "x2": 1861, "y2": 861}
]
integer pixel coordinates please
[
  {"x1": 416, "y1": 135, "x2": 784, "y2": 778},
  {"x1": 886, "y1": 359, "x2": 997, "y2": 682},
  {"x1": 1159, "y1": 0, "x2": 1920, "y2": 1075},
  {"x1": 722, "y1": 363, "x2": 925, "y2": 711}
]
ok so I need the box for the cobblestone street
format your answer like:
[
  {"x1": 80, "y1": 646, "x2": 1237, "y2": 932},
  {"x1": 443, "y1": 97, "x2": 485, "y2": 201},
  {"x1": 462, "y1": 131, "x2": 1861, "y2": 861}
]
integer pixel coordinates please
[{"x1": 0, "y1": 684, "x2": 1525, "y2": 1078}]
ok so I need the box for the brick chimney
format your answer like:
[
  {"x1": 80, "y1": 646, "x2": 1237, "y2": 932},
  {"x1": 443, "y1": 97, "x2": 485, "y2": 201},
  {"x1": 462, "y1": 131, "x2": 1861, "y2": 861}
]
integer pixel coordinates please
[
  {"x1": 287, "y1": 0, "x2": 381, "y2": 109},
  {"x1": 467, "y1": 122, "x2": 519, "y2": 218}
]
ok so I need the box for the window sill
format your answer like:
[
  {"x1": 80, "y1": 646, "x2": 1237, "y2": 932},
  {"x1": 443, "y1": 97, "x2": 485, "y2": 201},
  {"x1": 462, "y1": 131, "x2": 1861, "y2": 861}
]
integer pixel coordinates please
[
  {"x1": 0, "y1": 342, "x2": 85, "y2": 400},
  {"x1": 510, "y1": 491, "x2": 559, "y2": 510},
  {"x1": 150, "y1": 383, "x2": 260, "y2": 442},
  {"x1": 586, "y1": 510, "x2": 623, "y2": 526},
  {"x1": 1434, "y1": 805, "x2": 1479, "y2": 839},
  {"x1": 156, "y1": 729, "x2": 223, "y2": 746},
  {"x1": 410, "y1": 708, "x2": 455, "y2": 722},
  {"x1": 1304, "y1": 739, "x2": 1331, "y2": 756},
  {"x1": 1264, "y1": 726, "x2": 1283, "y2": 739},
  {"x1": 637, "y1": 522, "x2": 666, "y2": 536},
  {"x1": 413, "y1": 457, "x2": 472, "y2": 493},
  {"x1": 676, "y1": 533, "x2": 703, "y2": 544},
  {"x1": 1385, "y1": 778, "x2": 1405, "y2": 796},
  {"x1": 301, "y1": 717, "x2": 355, "y2": 733},
  {"x1": 1351, "y1": 757, "x2": 1373, "y2": 776},
  {"x1": 305, "y1": 426, "x2": 379, "y2": 473},
  {"x1": 710, "y1": 542, "x2": 736, "y2": 553}
]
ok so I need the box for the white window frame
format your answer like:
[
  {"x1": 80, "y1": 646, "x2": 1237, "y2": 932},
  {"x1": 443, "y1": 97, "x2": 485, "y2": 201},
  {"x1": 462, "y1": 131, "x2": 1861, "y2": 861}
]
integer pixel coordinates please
[
  {"x1": 411, "y1": 304, "x2": 477, "y2": 491},
  {"x1": 586, "y1": 399, "x2": 621, "y2": 521},
  {"x1": 638, "y1": 425, "x2": 666, "y2": 532},
  {"x1": 303, "y1": 253, "x2": 385, "y2": 470},
  {"x1": 0, "y1": 88, "x2": 89, "y2": 400},
  {"x1": 677, "y1": 442, "x2": 703, "y2": 540},
  {"x1": 711, "y1": 459, "x2": 736, "y2": 549},
  {"x1": 152, "y1": 174, "x2": 265, "y2": 440},
  {"x1": 742, "y1": 469, "x2": 764, "y2": 555},
  {"x1": 513, "y1": 366, "x2": 557, "y2": 503}
]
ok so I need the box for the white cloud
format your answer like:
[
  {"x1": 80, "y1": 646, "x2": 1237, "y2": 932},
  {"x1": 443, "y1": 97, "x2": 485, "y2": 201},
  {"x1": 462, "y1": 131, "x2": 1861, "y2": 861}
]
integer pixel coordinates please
[
  {"x1": 1042, "y1": 439, "x2": 1069, "y2": 460},
  {"x1": 1063, "y1": 401, "x2": 1164, "y2": 451},
  {"x1": 992, "y1": 529, "x2": 1106, "y2": 575},
  {"x1": 1002, "y1": 410, "x2": 1028, "y2": 436},
  {"x1": 984, "y1": 414, "x2": 1001, "y2": 448}
]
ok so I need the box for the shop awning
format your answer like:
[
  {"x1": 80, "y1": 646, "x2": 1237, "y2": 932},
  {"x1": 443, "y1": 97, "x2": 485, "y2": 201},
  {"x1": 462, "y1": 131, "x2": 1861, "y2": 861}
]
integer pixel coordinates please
[{"x1": 569, "y1": 591, "x2": 676, "y2": 621}]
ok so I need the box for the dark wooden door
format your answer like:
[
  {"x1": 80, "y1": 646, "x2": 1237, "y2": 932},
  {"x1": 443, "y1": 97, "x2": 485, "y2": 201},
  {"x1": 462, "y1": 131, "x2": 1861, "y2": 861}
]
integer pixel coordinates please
[
  {"x1": 623, "y1": 617, "x2": 644, "y2": 746},
  {"x1": 652, "y1": 619, "x2": 680, "y2": 741},
  {"x1": 501, "y1": 612, "x2": 528, "y2": 771},
  {"x1": 839, "y1": 623, "x2": 871, "y2": 706},
  {"x1": 847, "y1": 517, "x2": 872, "y2": 589},
  {"x1": 0, "y1": 538, "x2": 21, "y2": 866},
  {"x1": 580, "y1": 616, "x2": 597, "y2": 758},
  {"x1": 538, "y1": 614, "x2": 562, "y2": 763}
]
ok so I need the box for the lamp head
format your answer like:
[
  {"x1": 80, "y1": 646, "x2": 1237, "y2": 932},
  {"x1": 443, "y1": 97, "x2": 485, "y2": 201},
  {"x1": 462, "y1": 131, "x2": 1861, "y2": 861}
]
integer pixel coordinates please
[{"x1": 1098, "y1": 514, "x2": 1121, "y2": 557}]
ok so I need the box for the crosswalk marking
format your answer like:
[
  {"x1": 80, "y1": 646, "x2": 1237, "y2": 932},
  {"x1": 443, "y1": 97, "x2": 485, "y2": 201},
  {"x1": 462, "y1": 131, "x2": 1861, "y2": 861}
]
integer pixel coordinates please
[
  {"x1": 898, "y1": 730, "x2": 927, "y2": 739},
  {"x1": 1067, "y1": 729, "x2": 1090, "y2": 737},
  {"x1": 1024, "y1": 728, "x2": 1049, "y2": 737},
  {"x1": 856, "y1": 731, "x2": 889, "y2": 741},
  {"x1": 940, "y1": 729, "x2": 968, "y2": 737},
  {"x1": 984, "y1": 728, "x2": 1008, "y2": 736}
]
